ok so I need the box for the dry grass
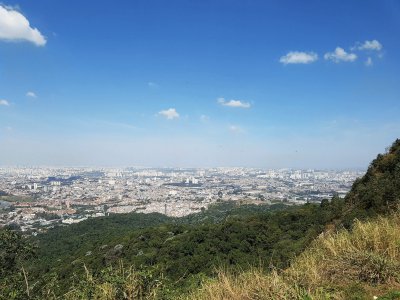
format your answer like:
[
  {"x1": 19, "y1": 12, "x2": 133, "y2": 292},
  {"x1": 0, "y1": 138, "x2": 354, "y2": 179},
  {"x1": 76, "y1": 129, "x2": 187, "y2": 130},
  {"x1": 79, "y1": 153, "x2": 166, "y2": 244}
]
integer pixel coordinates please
[
  {"x1": 63, "y1": 262, "x2": 160, "y2": 300},
  {"x1": 288, "y1": 214, "x2": 400, "y2": 288},
  {"x1": 180, "y1": 268, "x2": 309, "y2": 300},
  {"x1": 187, "y1": 214, "x2": 400, "y2": 300}
]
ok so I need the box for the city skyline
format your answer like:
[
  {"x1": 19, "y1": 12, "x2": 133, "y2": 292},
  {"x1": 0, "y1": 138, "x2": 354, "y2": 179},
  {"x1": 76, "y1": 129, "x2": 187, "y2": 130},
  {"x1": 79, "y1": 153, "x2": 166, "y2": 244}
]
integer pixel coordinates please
[
  {"x1": 0, "y1": 166, "x2": 364, "y2": 229},
  {"x1": 1, "y1": 1, "x2": 400, "y2": 168}
]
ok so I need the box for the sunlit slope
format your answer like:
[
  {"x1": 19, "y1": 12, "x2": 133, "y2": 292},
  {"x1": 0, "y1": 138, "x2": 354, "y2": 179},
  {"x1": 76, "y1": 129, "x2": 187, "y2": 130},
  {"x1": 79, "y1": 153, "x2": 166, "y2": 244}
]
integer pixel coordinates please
[
  {"x1": 186, "y1": 213, "x2": 400, "y2": 300},
  {"x1": 344, "y1": 139, "x2": 400, "y2": 216}
]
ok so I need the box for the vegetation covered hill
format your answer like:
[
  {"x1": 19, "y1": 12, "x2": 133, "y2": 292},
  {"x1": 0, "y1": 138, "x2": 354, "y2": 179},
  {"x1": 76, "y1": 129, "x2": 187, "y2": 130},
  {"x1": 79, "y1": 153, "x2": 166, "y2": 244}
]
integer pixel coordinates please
[
  {"x1": 344, "y1": 138, "x2": 400, "y2": 218},
  {"x1": 32, "y1": 202, "x2": 286, "y2": 279},
  {"x1": 1, "y1": 139, "x2": 400, "y2": 299},
  {"x1": 31, "y1": 202, "x2": 340, "y2": 296},
  {"x1": 187, "y1": 213, "x2": 400, "y2": 300}
]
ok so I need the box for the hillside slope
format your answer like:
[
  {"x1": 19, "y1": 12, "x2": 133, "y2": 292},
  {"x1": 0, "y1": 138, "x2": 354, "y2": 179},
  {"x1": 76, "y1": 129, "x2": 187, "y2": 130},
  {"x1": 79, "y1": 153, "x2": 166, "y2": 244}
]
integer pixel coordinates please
[
  {"x1": 186, "y1": 213, "x2": 400, "y2": 300},
  {"x1": 186, "y1": 139, "x2": 400, "y2": 300},
  {"x1": 31, "y1": 203, "x2": 338, "y2": 296},
  {"x1": 344, "y1": 139, "x2": 400, "y2": 217}
]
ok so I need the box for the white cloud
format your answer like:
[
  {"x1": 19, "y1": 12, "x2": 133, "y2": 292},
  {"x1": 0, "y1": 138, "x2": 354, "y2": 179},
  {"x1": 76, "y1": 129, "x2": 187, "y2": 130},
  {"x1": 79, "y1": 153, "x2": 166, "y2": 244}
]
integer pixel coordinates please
[
  {"x1": 357, "y1": 40, "x2": 383, "y2": 51},
  {"x1": 0, "y1": 99, "x2": 10, "y2": 106},
  {"x1": 365, "y1": 57, "x2": 373, "y2": 67},
  {"x1": 0, "y1": 5, "x2": 46, "y2": 46},
  {"x1": 26, "y1": 91, "x2": 37, "y2": 98},
  {"x1": 218, "y1": 98, "x2": 251, "y2": 108},
  {"x1": 279, "y1": 51, "x2": 318, "y2": 65},
  {"x1": 324, "y1": 47, "x2": 357, "y2": 63},
  {"x1": 158, "y1": 108, "x2": 179, "y2": 120}
]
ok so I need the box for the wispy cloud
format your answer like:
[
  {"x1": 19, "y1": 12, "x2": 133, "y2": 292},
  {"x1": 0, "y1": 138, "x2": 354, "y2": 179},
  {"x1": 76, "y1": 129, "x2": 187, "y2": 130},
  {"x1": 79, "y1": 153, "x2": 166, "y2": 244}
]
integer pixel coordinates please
[
  {"x1": 0, "y1": 99, "x2": 10, "y2": 106},
  {"x1": 158, "y1": 108, "x2": 179, "y2": 120},
  {"x1": 101, "y1": 121, "x2": 137, "y2": 130},
  {"x1": 356, "y1": 39, "x2": 383, "y2": 51},
  {"x1": 365, "y1": 57, "x2": 373, "y2": 67},
  {"x1": 0, "y1": 5, "x2": 46, "y2": 46},
  {"x1": 324, "y1": 47, "x2": 357, "y2": 63},
  {"x1": 279, "y1": 51, "x2": 318, "y2": 65},
  {"x1": 218, "y1": 98, "x2": 251, "y2": 108},
  {"x1": 26, "y1": 91, "x2": 37, "y2": 98},
  {"x1": 147, "y1": 82, "x2": 159, "y2": 89},
  {"x1": 229, "y1": 125, "x2": 244, "y2": 134},
  {"x1": 200, "y1": 115, "x2": 209, "y2": 122}
]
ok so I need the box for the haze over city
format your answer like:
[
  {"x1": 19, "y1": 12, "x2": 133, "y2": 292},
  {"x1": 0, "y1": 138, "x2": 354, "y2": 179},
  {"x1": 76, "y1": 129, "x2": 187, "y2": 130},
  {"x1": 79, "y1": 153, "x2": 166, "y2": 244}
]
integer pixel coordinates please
[{"x1": 1, "y1": 1, "x2": 400, "y2": 168}]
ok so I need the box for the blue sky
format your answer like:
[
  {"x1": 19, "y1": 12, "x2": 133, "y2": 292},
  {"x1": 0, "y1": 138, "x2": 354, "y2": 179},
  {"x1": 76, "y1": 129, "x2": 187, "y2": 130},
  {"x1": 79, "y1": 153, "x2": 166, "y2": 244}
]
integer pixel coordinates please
[{"x1": 0, "y1": 0, "x2": 399, "y2": 168}]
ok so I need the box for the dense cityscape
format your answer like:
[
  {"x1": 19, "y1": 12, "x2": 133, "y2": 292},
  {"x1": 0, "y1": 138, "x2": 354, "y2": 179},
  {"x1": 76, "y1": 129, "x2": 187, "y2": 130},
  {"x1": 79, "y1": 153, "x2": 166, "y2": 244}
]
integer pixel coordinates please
[{"x1": 0, "y1": 167, "x2": 364, "y2": 232}]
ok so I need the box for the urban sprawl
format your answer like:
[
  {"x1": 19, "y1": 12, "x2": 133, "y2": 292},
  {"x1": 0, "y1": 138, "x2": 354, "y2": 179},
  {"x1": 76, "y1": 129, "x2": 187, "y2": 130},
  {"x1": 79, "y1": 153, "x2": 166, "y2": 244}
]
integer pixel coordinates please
[{"x1": 0, "y1": 167, "x2": 364, "y2": 232}]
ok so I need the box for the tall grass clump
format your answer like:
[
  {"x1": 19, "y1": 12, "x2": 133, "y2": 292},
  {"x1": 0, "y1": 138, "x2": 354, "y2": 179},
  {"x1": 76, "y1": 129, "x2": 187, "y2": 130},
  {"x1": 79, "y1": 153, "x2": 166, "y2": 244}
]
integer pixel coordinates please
[
  {"x1": 180, "y1": 268, "x2": 314, "y2": 300},
  {"x1": 63, "y1": 261, "x2": 161, "y2": 300},
  {"x1": 288, "y1": 214, "x2": 400, "y2": 289}
]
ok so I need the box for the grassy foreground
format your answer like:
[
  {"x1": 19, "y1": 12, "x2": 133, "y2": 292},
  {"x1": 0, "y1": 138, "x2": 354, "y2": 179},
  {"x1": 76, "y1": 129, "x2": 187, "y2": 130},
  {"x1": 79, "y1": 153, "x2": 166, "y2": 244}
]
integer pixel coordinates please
[{"x1": 184, "y1": 213, "x2": 400, "y2": 300}]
